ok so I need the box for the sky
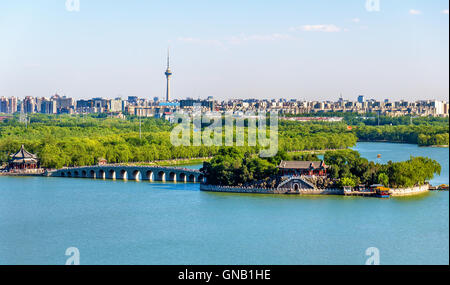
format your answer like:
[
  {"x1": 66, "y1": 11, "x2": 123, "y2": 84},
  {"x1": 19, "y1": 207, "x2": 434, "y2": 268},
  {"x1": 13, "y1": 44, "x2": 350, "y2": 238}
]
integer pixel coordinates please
[{"x1": 0, "y1": 0, "x2": 448, "y2": 101}]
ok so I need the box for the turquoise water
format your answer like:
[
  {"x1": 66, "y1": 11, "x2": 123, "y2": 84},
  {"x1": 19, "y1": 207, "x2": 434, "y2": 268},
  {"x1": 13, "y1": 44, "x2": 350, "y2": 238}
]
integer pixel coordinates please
[
  {"x1": 352, "y1": 142, "x2": 449, "y2": 186},
  {"x1": 0, "y1": 143, "x2": 448, "y2": 265}
]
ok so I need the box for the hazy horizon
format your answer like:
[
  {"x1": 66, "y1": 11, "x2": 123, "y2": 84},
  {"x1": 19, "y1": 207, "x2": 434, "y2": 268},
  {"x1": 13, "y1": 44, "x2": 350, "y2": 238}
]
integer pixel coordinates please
[{"x1": 0, "y1": 0, "x2": 448, "y2": 101}]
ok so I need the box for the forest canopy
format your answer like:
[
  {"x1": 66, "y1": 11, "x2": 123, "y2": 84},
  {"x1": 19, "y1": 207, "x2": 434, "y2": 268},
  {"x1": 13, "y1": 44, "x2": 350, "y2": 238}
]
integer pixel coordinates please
[{"x1": 0, "y1": 114, "x2": 357, "y2": 168}]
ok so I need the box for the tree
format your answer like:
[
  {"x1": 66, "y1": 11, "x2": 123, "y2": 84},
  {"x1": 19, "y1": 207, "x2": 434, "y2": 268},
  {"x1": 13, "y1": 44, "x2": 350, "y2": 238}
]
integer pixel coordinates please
[
  {"x1": 339, "y1": 177, "x2": 356, "y2": 187},
  {"x1": 377, "y1": 173, "x2": 389, "y2": 187}
]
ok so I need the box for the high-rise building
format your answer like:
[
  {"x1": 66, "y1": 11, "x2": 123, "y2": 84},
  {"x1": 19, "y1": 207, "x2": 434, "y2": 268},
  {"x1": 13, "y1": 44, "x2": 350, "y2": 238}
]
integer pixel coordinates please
[
  {"x1": 357, "y1": 95, "x2": 365, "y2": 103},
  {"x1": 165, "y1": 49, "x2": 172, "y2": 102},
  {"x1": 8, "y1": 97, "x2": 18, "y2": 113},
  {"x1": 23, "y1": 96, "x2": 35, "y2": 113},
  {"x1": 110, "y1": 98, "x2": 123, "y2": 112},
  {"x1": 35, "y1": 97, "x2": 43, "y2": 113},
  {"x1": 41, "y1": 98, "x2": 57, "y2": 114},
  {"x1": 0, "y1": 97, "x2": 8, "y2": 113},
  {"x1": 128, "y1": 96, "x2": 138, "y2": 105},
  {"x1": 431, "y1": 100, "x2": 444, "y2": 115}
]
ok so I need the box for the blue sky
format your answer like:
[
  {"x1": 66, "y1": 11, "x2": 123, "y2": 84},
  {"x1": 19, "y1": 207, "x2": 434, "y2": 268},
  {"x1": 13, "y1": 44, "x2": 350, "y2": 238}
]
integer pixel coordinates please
[{"x1": 0, "y1": 0, "x2": 448, "y2": 101}]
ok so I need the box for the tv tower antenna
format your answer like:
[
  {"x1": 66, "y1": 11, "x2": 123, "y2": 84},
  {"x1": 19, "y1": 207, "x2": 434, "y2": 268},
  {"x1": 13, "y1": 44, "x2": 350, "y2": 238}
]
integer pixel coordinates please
[{"x1": 165, "y1": 47, "x2": 173, "y2": 102}]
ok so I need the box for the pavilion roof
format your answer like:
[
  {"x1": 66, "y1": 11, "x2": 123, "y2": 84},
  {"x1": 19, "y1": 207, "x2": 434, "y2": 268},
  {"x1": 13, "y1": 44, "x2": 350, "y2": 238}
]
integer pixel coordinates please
[
  {"x1": 9, "y1": 145, "x2": 38, "y2": 163},
  {"x1": 278, "y1": 160, "x2": 328, "y2": 170}
]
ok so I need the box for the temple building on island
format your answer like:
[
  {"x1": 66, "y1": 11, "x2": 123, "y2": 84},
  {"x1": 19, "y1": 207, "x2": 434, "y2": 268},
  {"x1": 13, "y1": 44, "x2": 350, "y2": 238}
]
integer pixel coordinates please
[
  {"x1": 278, "y1": 160, "x2": 328, "y2": 176},
  {"x1": 8, "y1": 145, "x2": 40, "y2": 171}
]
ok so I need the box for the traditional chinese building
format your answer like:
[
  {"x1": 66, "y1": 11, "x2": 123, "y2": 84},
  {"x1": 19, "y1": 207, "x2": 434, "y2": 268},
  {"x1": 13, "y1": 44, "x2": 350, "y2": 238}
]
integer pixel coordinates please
[
  {"x1": 278, "y1": 160, "x2": 328, "y2": 176},
  {"x1": 98, "y1": 158, "x2": 108, "y2": 166},
  {"x1": 8, "y1": 145, "x2": 39, "y2": 170}
]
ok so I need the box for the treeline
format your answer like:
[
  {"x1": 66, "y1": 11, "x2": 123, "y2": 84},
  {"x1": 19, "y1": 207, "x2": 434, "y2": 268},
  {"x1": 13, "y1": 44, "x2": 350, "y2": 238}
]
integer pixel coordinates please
[
  {"x1": 284, "y1": 113, "x2": 449, "y2": 146},
  {"x1": 354, "y1": 124, "x2": 449, "y2": 146},
  {"x1": 417, "y1": 133, "x2": 449, "y2": 146},
  {"x1": 0, "y1": 114, "x2": 220, "y2": 168},
  {"x1": 0, "y1": 114, "x2": 357, "y2": 168},
  {"x1": 201, "y1": 148, "x2": 278, "y2": 186},
  {"x1": 346, "y1": 114, "x2": 448, "y2": 126},
  {"x1": 279, "y1": 120, "x2": 358, "y2": 151},
  {"x1": 285, "y1": 112, "x2": 449, "y2": 126},
  {"x1": 324, "y1": 149, "x2": 441, "y2": 188}
]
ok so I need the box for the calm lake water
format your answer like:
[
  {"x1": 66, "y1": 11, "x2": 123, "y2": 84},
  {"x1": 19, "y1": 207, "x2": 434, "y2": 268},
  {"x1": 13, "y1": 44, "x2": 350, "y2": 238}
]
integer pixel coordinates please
[{"x1": 0, "y1": 142, "x2": 448, "y2": 265}]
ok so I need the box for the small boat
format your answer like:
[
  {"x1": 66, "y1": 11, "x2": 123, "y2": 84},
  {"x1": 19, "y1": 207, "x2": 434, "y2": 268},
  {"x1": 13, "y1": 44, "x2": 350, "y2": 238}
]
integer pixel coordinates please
[
  {"x1": 438, "y1": 184, "x2": 449, "y2": 191},
  {"x1": 430, "y1": 184, "x2": 449, "y2": 191},
  {"x1": 372, "y1": 185, "x2": 390, "y2": 198},
  {"x1": 377, "y1": 154, "x2": 382, "y2": 158}
]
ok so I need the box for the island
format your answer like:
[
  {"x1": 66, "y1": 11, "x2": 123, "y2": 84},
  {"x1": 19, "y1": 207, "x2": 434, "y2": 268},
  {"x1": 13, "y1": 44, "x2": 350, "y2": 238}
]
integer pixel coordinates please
[{"x1": 199, "y1": 148, "x2": 443, "y2": 198}]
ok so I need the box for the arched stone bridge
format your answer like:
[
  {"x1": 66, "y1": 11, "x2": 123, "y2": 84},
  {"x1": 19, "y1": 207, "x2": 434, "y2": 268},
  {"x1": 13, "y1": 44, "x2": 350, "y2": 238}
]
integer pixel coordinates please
[{"x1": 46, "y1": 165, "x2": 204, "y2": 183}]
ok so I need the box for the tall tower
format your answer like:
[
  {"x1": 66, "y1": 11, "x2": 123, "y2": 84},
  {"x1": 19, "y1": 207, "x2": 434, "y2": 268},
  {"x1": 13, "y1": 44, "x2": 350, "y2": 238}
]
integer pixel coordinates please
[{"x1": 165, "y1": 49, "x2": 172, "y2": 102}]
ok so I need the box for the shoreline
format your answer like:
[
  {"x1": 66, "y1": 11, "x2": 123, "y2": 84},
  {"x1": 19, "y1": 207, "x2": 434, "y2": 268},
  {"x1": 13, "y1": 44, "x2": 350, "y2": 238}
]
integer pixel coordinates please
[
  {"x1": 200, "y1": 184, "x2": 431, "y2": 197},
  {"x1": 357, "y1": 140, "x2": 449, "y2": 148}
]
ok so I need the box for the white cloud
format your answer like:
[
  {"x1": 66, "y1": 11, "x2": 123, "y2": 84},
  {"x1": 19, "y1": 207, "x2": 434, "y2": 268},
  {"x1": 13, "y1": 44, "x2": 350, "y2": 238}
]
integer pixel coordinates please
[
  {"x1": 351, "y1": 18, "x2": 360, "y2": 23},
  {"x1": 442, "y1": 9, "x2": 449, "y2": 14},
  {"x1": 292, "y1": 24, "x2": 341, "y2": 33},
  {"x1": 409, "y1": 9, "x2": 422, "y2": 15}
]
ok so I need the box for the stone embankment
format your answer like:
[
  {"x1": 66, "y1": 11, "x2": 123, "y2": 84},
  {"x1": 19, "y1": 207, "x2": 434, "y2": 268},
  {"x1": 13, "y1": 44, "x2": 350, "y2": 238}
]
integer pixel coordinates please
[
  {"x1": 389, "y1": 184, "x2": 429, "y2": 196},
  {"x1": 200, "y1": 184, "x2": 431, "y2": 197},
  {"x1": 200, "y1": 184, "x2": 344, "y2": 195}
]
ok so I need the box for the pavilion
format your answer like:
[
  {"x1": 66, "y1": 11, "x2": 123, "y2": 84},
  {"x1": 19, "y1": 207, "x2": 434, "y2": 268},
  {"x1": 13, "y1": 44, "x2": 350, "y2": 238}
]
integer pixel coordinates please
[
  {"x1": 8, "y1": 145, "x2": 40, "y2": 171},
  {"x1": 278, "y1": 160, "x2": 328, "y2": 176}
]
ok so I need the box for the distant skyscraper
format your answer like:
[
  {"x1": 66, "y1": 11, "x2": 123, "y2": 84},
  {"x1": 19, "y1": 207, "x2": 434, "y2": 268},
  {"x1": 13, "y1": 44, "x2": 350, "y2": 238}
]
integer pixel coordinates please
[
  {"x1": 357, "y1": 95, "x2": 365, "y2": 103},
  {"x1": 165, "y1": 49, "x2": 172, "y2": 102},
  {"x1": 128, "y1": 96, "x2": 138, "y2": 105},
  {"x1": 8, "y1": 97, "x2": 18, "y2": 113}
]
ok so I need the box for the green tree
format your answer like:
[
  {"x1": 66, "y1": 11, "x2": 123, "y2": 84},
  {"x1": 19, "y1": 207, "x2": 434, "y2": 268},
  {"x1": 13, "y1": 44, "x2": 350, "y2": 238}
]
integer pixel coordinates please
[
  {"x1": 377, "y1": 173, "x2": 389, "y2": 187},
  {"x1": 339, "y1": 177, "x2": 356, "y2": 187}
]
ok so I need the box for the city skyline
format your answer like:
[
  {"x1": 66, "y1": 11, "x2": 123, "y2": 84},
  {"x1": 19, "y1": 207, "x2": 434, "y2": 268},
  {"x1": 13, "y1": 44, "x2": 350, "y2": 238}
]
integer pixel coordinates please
[
  {"x1": 2, "y1": 93, "x2": 448, "y2": 119},
  {"x1": 0, "y1": 1, "x2": 449, "y2": 101}
]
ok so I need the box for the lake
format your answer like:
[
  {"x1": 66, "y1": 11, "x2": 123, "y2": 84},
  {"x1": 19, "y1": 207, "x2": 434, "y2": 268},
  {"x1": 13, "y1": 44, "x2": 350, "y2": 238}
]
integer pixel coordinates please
[{"x1": 0, "y1": 142, "x2": 448, "y2": 265}]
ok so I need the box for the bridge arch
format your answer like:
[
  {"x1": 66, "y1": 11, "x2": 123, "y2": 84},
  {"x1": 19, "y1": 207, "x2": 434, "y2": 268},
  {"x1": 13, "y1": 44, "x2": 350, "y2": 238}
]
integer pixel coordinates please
[
  {"x1": 74, "y1": 171, "x2": 79, "y2": 177},
  {"x1": 98, "y1": 169, "x2": 106, "y2": 179},
  {"x1": 157, "y1": 171, "x2": 166, "y2": 182},
  {"x1": 119, "y1": 169, "x2": 128, "y2": 181},
  {"x1": 198, "y1": 174, "x2": 204, "y2": 183},
  {"x1": 145, "y1": 170, "x2": 153, "y2": 182},
  {"x1": 178, "y1": 173, "x2": 187, "y2": 183},
  {"x1": 89, "y1": 170, "x2": 96, "y2": 179},
  {"x1": 169, "y1": 172, "x2": 176, "y2": 182},
  {"x1": 131, "y1": 170, "x2": 141, "y2": 181},
  {"x1": 188, "y1": 174, "x2": 196, "y2": 183},
  {"x1": 82, "y1": 170, "x2": 87, "y2": 178},
  {"x1": 61, "y1": 172, "x2": 66, "y2": 177},
  {"x1": 67, "y1": 171, "x2": 72, "y2": 177},
  {"x1": 108, "y1": 169, "x2": 116, "y2": 180}
]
